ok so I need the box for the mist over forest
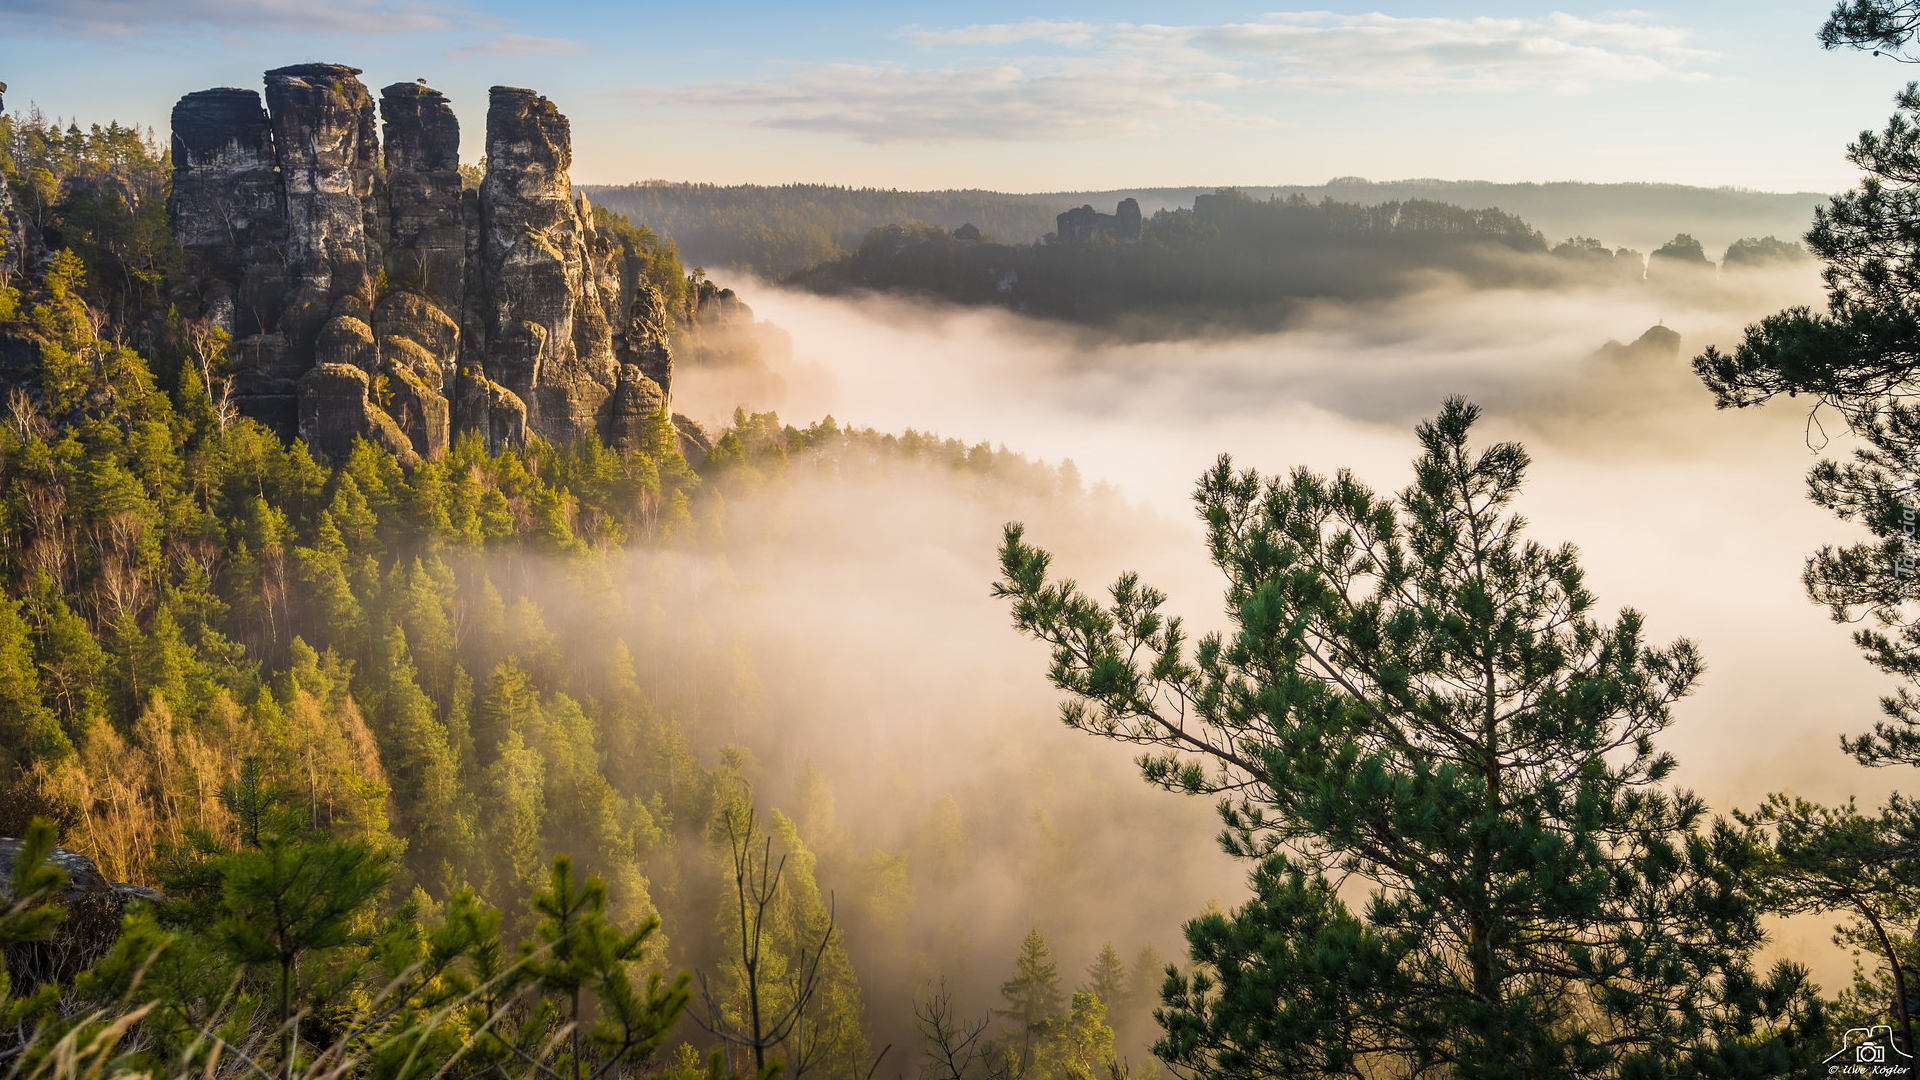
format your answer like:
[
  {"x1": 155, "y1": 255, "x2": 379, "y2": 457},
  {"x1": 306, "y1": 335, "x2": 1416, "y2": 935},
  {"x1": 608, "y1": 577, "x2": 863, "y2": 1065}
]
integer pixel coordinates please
[{"x1": 5, "y1": 2, "x2": 1920, "y2": 1078}]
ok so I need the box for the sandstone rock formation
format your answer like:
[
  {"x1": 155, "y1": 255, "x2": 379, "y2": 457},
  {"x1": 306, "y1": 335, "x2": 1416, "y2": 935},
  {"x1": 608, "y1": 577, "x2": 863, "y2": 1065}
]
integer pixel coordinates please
[
  {"x1": 170, "y1": 66, "x2": 677, "y2": 458},
  {"x1": 475, "y1": 87, "x2": 621, "y2": 445},
  {"x1": 0, "y1": 837, "x2": 163, "y2": 903},
  {"x1": 1055, "y1": 199, "x2": 1142, "y2": 244},
  {"x1": 0, "y1": 82, "x2": 27, "y2": 276}
]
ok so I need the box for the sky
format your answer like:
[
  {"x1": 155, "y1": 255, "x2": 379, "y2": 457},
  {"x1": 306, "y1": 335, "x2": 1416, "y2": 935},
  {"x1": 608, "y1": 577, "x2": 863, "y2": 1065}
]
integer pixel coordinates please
[{"x1": 0, "y1": 0, "x2": 1902, "y2": 194}]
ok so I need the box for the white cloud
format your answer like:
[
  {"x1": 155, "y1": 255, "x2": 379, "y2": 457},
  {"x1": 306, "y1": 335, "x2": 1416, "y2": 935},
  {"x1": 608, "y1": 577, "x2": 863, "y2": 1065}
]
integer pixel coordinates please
[
  {"x1": 1110, "y1": 12, "x2": 1717, "y2": 91},
  {"x1": 446, "y1": 33, "x2": 583, "y2": 58},
  {"x1": 621, "y1": 10, "x2": 1717, "y2": 144},
  {"x1": 894, "y1": 20, "x2": 1097, "y2": 48},
  {"x1": 625, "y1": 59, "x2": 1264, "y2": 144},
  {"x1": 0, "y1": 0, "x2": 476, "y2": 36}
]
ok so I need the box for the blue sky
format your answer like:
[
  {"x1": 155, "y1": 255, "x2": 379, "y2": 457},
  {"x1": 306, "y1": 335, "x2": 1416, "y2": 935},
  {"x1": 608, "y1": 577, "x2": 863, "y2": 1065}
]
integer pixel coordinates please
[{"x1": 0, "y1": 0, "x2": 1901, "y2": 192}]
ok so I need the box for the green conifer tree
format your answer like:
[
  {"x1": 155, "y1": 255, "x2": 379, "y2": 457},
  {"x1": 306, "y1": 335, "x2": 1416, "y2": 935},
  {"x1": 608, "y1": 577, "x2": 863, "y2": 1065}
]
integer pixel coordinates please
[
  {"x1": 214, "y1": 830, "x2": 391, "y2": 1070},
  {"x1": 0, "y1": 595, "x2": 66, "y2": 765},
  {"x1": 1682, "y1": 5, "x2": 1920, "y2": 1054},
  {"x1": 996, "y1": 928, "x2": 1065, "y2": 1035},
  {"x1": 996, "y1": 399, "x2": 1822, "y2": 1077},
  {"x1": 1081, "y1": 944, "x2": 1127, "y2": 1015}
]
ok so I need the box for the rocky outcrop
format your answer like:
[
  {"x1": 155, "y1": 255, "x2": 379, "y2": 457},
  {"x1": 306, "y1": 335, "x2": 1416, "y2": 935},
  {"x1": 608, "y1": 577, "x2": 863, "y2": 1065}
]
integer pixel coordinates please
[
  {"x1": 619, "y1": 280, "x2": 674, "y2": 393},
  {"x1": 0, "y1": 82, "x2": 28, "y2": 276},
  {"x1": 475, "y1": 87, "x2": 620, "y2": 445},
  {"x1": 0, "y1": 837, "x2": 162, "y2": 903},
  {"x1": 1589, "y1": 324, "x2": 1682, "y2": 366},
  {"x1": 298, "y1": 362, "x2": 421, "y2": 467},
  {"x1": 265, "y1": 64, "x2": 384, "y2": 387},
  {"x1": 170, "y1": 66, "x2": 678, "y2": 458},
  {"x1": 379, "y1": 82, "x2": 464, "y2": 305},
  {"x1": 1055, "y1": 199, "x2": 1142, "y2": 244},
  {"x1": 170, "y1": 87, "x2": 293, "y2": 425},
  {"x1": 377, "y1": 82, "x2": 465, "y2": 457}
]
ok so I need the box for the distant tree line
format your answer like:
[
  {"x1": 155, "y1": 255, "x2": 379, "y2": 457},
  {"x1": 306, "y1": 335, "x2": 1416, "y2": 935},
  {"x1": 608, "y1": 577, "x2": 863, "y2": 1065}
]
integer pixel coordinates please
[
  {"x1": 581, "y1": 184, "x2": 1064, "y2": 280},
  {"x1": 786, "y1": 189, "x2": 1807, "y2": 337}
]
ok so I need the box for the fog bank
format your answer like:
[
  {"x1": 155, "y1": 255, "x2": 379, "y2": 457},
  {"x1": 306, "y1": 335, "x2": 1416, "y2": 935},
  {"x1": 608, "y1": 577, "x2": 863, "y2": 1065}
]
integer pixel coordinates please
[{"x1": 663, "y1": 263, "x2": 1883, "y2": 994}]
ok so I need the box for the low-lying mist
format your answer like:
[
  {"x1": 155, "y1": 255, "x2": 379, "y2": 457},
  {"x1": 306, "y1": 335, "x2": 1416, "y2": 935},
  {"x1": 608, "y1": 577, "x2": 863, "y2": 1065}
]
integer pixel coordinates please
[{"x1": 660, "y1": 260, "x2": 1888, "y2": 993}]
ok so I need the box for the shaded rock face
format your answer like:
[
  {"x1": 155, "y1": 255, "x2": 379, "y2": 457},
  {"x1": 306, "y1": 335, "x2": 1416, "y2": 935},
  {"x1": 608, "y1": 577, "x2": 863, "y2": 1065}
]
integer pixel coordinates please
[
  {"x1": 170, "y1": 67, "x2": 675, "y2": 458},
  {"x1": 170, "y1": 88, "x2": 293, "y2": 426},
  {"x1": 380, "y1": 83, "x2": 465, "y2": 301},
  {"x1": 264, "y1": 64, "x2": 384, "y2": 383},
  {"x1": 1055, "y1": 199, "x2": 1142, "y2": 244},
  {"x1": 0, "y1": 838, "x2": 163, "y2": 903},
  {"x1": 619, "y1": 280, "x2": 674, "y2": 392},
  {"x1": 377, "y1": 83, "x2": 465, "y2": 458},
  {"x1": 298, "y1": 362, "x2": 421, "y2": 467},
  {"x1": 0, "y1": 84, "x2": 25, "y2": 275},
  {"x1": 476, "y1": 87, "x2": 619, "y2": 445}
]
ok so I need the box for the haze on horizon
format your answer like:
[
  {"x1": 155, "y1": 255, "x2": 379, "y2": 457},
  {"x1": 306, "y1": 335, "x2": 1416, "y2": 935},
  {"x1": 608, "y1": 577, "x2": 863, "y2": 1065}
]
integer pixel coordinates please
[{"x1": 0, "y1": 0, "x2": 1900, "y2": 194}]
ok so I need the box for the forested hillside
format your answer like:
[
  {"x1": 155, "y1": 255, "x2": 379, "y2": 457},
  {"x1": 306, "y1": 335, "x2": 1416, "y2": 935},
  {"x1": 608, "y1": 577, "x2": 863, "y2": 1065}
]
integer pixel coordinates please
[
  {"x1": 1043, "y1": 179, "x2": 1828, "y2": 259},
  {"x1": 0, "y1": 103, "x2": 1183, "y2": 1080},
  {"x1": 581, "y1": 179, "x2": 1825, "y2": 280},
  {"x1": 580, "y1": 184, "x2": 1061, "y2": 279},
  {"x1": 3, "y1": 10, "x2": 1920, "y2": 1071},
  {"x1": 785, "y1": 189, "x2": 1809, "y2": 337}
]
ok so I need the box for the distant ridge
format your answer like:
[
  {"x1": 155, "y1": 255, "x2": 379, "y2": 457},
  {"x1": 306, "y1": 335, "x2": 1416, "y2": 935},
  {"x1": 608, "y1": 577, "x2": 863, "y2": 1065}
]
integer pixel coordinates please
[
  {"x1": 1033, "y1": 179, "x2": 1831, "y2": 257},
  {"x1": 581, "y1": 178, "x2": 1833, "y2": 279}
]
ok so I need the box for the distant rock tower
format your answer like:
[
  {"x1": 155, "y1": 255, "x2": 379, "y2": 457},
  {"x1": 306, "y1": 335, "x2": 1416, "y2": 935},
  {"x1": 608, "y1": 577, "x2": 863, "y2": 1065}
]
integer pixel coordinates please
[{"x1": 1054, "y1": 198, "x2": 1142, "y2": 244}]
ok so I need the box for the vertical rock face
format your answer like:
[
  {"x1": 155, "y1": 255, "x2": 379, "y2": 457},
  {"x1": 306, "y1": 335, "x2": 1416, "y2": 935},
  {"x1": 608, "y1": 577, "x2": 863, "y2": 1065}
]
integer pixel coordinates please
[
  {"x1": 0, "y1": 82, "x2": 31, "y2": 275},
  {"x1": 170, "y1": 87, "x2": 293, "y2": 428},
  {"x1": 169, "y1": 66, "x2": 676, "y2": 458},
  {"x1": 618, "y1": 281, "x2": 675, "y2": 393},
  {"x1": 263, "y1": 64, "x2": 384, "y2": 381},
  {"x1": 478, "y1": 87, "x2": 618, "y2": 445},
  {"x1": 1055, "y1": 199, "x2": 1143, "y2": 245},
  {"x1": 377, "y1": 82, "x2": 465, "y2": 458},
  {"x1": 379, "y1": 83, "x2": 463, "y2": 305},
  {"x1": 1115, "y1": 198, "x2": 1142, "y2": 243},
  {"x1": 298, "y1": 363, "x2": 421, "y2": 467}
]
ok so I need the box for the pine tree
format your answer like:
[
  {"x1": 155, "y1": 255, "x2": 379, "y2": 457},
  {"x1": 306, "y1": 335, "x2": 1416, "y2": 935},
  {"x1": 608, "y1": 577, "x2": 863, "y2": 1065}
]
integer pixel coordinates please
[
  {"x1": 483, "y1": 729, "x2": 546, "y2": 909},
  {"x1": 521, "y1": 855, "x2": 691, "y2": 1080},
  {"x1": 996, "y1": 399, "x2": 1822, "y2": 1077},
  {"x1": 1686, "y1": 5, "x2": 1920, "y2": 1055},
  {"x1": 213, "y1": 830, "x2": 391, "y2": 1068},
  {"x1": 1032, "y1": 992, "x2": 1116, "y2": 1080},
  {"x1": 0, "y1": 594, "x2": 66, "y2": 765},
  {"x1": 368, "y1": 626, "x2": 470, "y2": 892},
  {"x1": 474, "y1": 659, "x2": 542, "y2": 767},
  {"x1": 1081, "y1": 943, "x2": 1127, "y2": 1014},
  {"x1": 995, "y1": 928, "x2": 1064, "y2": 1035},
  {"x1": 1125, "y1": 943, "x2": 1164, "y2": 1019}
]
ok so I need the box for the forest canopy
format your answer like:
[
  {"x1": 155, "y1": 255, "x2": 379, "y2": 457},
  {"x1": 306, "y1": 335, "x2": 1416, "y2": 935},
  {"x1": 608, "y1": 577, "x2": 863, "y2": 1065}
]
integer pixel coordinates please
[{"x1": 781, "y1": 189, "x2": 1795, "y2": 337}]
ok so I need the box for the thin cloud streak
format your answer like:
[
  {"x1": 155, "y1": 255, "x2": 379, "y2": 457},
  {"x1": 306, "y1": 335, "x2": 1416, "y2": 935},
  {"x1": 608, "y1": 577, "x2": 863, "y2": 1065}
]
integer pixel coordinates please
[
  {"x1": 895, "y1": 19, "x2": 1098, "y2": 47},
  {"x1": 621, "y1": 61, "x2": 1261, "y2": 144},
  {"x1": 0, "y1": 0, "x2": 479, "y2": 36},
  {"x1": 623, "y1": 10, "x2": 1719, "y2": 144},
  {"x1": 446, "y1": 32, "x2": 583, "y2": 58}
]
